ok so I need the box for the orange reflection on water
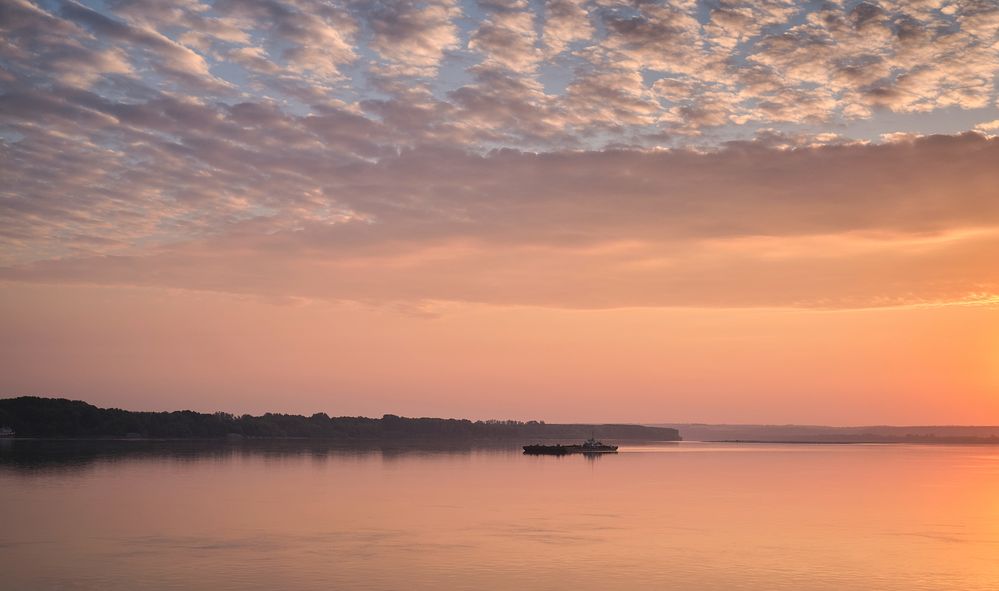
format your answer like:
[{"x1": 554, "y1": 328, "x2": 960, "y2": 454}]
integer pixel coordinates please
[{"x1": 2, "y1": 441, "x2": 999, "y2": 590}]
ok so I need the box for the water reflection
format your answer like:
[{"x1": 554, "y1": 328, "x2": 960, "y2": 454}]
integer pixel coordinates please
[
  {"x1": 2, "y1": 441, "x2": 998, "y2": 590},
  {"x1": 0, "y1": 439, "x2": 524, "y2": 474}
]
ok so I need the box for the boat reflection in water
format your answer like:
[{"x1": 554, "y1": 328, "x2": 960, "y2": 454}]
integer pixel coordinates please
[{"x1": 523, "y1": 437, "x2": 618, "y2": 455}]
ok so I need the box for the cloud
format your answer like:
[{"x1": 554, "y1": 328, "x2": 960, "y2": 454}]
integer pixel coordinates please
[
  {"x1": 743, "y1": 1, "x2": 999, "y2": 119},
  {"x1": 4, "y1": 0, "x2": 998, "y2": 143},
  {"x1": 3, "y1": 0, "x2": 999, "y2": 311},
  {"x1": 360, "y1": 0, "x2": 461, "y2": 76},
  {"x1": 447, "y1": 66, "x2": 563, "y2": 145},
  {"x1": 562, "y1": 65, "x2": 662, "y2": 128},
  {"x1": 3, "y1": 133, "x2": 999, "y2": 309},
  {"x1": 975, "y1": 119, "x2": 999, "y2": 135},
  {"x1": 469, "y1": 1, "x2": 541, "y2": 71},
  {"x1": 59, "y1": 0, "x2": 225, "y2": 88},
  {"x1": 542, "y1": 0, "x2": 593, "y2": 57},
  {"x1": 0, "y1": 0, "x2": 133, "y2": 88},
  {"x1": 210, "y1": 0, "x2": 357, "y2": 78},
  {"x1": 599, "y1": 2, "x2": 709, "y2": 76},
  {"x1": 702, "y1": 0, "x2": 797, "y2": 50}
]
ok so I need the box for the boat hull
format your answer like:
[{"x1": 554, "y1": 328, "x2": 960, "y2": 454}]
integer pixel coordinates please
[{"x1": 523, "y1": 444, "x2": 618, "y2": 455}]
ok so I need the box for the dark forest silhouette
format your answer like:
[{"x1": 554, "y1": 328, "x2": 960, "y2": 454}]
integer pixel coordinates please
[{"x1": 0, "y1": 397, "x2": 681, "y2": 441}]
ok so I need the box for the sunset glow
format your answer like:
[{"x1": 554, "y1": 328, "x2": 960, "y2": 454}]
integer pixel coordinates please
[
  {"x1": 6, "y1": 3, "x2": 999, "y2": 590},
  {"x1": 2, "y1": 0, "x2": 999, "y2": 423}
]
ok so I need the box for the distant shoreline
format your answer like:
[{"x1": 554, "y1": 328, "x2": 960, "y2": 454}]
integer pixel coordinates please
[
  {"x1": 7, "y1": 437, "x2": 999, "y2": 445},
  {"x1": 6, "y1": 396, "x2": 999, "y2": 444},
  {"x1": 0, "y1": 397, "x2": 681, "y2": 442},
  {"x1": 657, "y1": 422, "x2": 999, "y2": 445},
  {"x1": 710, "y1": 439, "x2": 999, "y2": 445}
]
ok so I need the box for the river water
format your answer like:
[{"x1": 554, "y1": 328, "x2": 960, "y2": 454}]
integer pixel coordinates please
[{"x1": 2, "y1": 440, "x2": 998, "y2": 590}]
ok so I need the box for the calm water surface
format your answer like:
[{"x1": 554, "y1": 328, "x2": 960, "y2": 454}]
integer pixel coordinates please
[{"x1": 2, "y1": 440, "x2": 999, "y2": 590}]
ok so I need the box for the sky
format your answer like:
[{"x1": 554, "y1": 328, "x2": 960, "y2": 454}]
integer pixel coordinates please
[{"x1": 1, "y1": 0, "x2": 999, "y2": 424}]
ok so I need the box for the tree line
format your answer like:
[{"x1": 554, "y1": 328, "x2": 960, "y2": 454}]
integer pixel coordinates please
[{"x1": 0, "y1": 397, "x2": 681, "y2": 441}]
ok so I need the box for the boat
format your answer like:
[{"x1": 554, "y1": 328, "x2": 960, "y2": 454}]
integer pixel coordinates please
[{"x1": 523, "y1": 437, "x2": 618, "y2": 455}]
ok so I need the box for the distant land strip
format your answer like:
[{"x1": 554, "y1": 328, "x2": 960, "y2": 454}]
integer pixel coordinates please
[
  {"x1": 0, "y1": 397, "x2": 681, "y2": 441},
  {"x1": 656, "y1": 424, "x2": 999, "y2": 444},
  {"x1": 712, "y1": 439, "x2": 999, "y2": 445}
]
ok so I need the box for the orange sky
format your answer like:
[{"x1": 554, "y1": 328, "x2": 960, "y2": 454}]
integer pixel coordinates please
[
  {"x1": 3, "y1": 136, "x2": 999, "y2": 423},
  {"x1": 3, "y1": 0, "x2": 999, "y2": 424},
  {"x1": 2, "y1": 281, "x2": 997, "y2": 424},
  {"x1": 3, "y1": 132, "x2": 999, "y2": 426}
]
